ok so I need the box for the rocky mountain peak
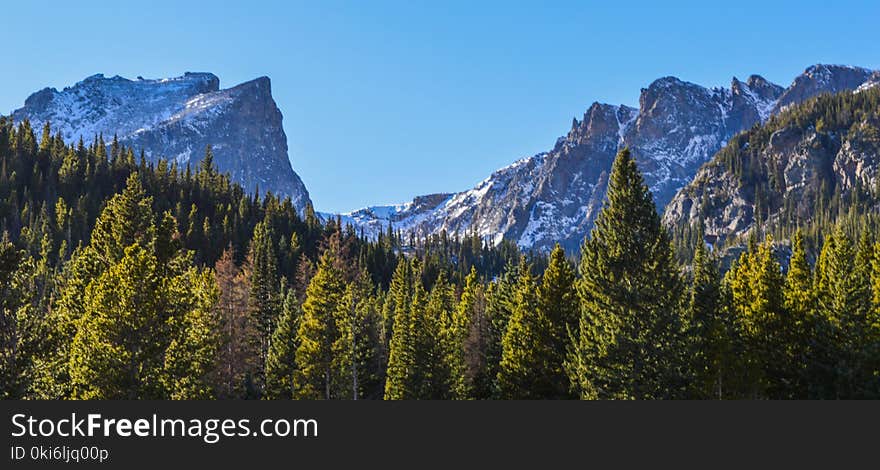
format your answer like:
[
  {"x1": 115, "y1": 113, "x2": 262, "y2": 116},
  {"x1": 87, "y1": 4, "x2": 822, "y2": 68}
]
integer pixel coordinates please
[
  {"x1": 744, "y1": 74, "x2": 783, "y2": 99},
  {"x1": 567, "y1": 102, "x2": 628, "y2": 147},
  {"x1": 330, "y1": 64, "x2": 876, "y2": 253},
  {"x1": 10, "y1": 72, "x2": 311, "y2": 211},
  {"x1": 773, "y1": 64, "x2": 874, "y2": 113}
]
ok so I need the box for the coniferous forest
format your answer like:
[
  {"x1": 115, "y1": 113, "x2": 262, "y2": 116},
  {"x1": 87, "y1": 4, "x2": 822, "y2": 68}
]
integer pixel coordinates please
[{"x1": 1, "y1": 108, "x2": 879, "y2": 400}]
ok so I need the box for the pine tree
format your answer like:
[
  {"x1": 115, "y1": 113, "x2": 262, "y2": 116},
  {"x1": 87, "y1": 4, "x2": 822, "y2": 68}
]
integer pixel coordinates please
[
  {"x1": 688, "y1": 241, "x2": 732, "y2": 398},
  {"x1": 485, "y1": 261, "x2": 518, "y2": 398},
  {"x1": 90, "y1": 173, "x2": 154, "y2": 264},
  {"x1": 854, "y1": 230, "x2": 879, "y2": 397},
  {"x1": 452, "y1": 267, "x2": 489, "y2": 399},
  {"x1": 0, "y1": 234, "x2": 35, "y2": 399},
  {"x1": 567, "y1": 148, "x2": 686, "y2": 399},
  {"x1": 870, "y1": 239, "x2": 880, "y2": 394},
  {"x1": 69, "y1": 245, "x2": 167, "y2": 399},
  {"x1": 384, "y1": 258, "x2": 416, "y2": 400},
  {"x1": 814, "y1": 228, "x2": 877, "y2": 397},
  {"x1": 536, "y1": 244, "x2": 578, "y2": 398},
  {"x1": 496, "y1": 257, "x2": 544, "y2": 399},
  {"x1": 163, "y1": 269, "x2": 221, "y2": 399},
  {"x1": 726, "y1": 237, "x2": 789, "y2": 398},
  {"x1": 333, "y1": 271, "x2": 384, "y2": 399},
  {"x1": 248, "y1": 219, "x2": 280, "y2": 390},
  {"x1": 264, "y1": 289, "x2": 301, "y2": 399},
  {"x1": 294, "y1": 243, "x2": 346, "y2": 399},
  {"x1": 784, "y1": 230, "x2": 816, "y2": 397},
  {"x1": 422, "y1": 271, "x2": 454, "y2": 398}
]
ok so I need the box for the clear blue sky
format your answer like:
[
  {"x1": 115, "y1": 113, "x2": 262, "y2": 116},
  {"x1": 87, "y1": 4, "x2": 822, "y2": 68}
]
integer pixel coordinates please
[{"x1": 3, "y1": 1, "x2": 878, "y2": 213}]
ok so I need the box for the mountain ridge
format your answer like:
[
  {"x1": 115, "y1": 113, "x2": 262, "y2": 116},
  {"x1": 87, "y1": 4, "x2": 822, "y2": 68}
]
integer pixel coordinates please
[
  {"x1": 332, "y1": 64, "x2": 876, "y2": 251},
  {"x1": 10, "y1": 72, "x2": 311, "y2": 211}
]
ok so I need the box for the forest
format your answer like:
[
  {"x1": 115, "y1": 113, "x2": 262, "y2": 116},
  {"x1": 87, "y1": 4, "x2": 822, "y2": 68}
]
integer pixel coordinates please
[{"x1": 1, "y1": 110, "x2": 879, "y2": 399}]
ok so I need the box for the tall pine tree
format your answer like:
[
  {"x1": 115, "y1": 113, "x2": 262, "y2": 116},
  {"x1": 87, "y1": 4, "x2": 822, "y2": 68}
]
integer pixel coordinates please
[{"x1": 567, "y1": 148, "x2": 687, "y2": 399}]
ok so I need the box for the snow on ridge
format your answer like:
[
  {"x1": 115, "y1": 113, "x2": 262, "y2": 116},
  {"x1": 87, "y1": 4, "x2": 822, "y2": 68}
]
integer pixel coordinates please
[
  {"x1": 616, "y1": 105, "x2": 638, "y2": 144},
  {"x1": 13, "y1": 72, "x2": 222, "y2": 144}
]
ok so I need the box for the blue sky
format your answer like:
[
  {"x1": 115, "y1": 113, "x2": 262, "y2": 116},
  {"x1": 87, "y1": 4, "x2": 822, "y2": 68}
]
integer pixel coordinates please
[{"x1": 3, "y1": 1, "x2": 878, "y2": 213}]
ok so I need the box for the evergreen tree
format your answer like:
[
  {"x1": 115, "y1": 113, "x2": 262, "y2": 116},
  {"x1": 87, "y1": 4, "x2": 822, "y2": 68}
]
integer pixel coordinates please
[
  {"x1": 484, "y1": 261, "x2": 518, "y2": 398},
  {"x1": 725, "y1": 237, "x2": 790, "y2": 398},
  {"x1": 452, "y1": 267, "x2": 489, "y2": 399},
  {"x1": 687, "y1": 242, "x2": 732, "y2": 398},
  {"x1": 0, "y1": 234, "x2": 35, "y2": 398},
  {"x1": 814, "y1": 228, "x2": 877, "y2": 397},
  {"x1": 163, "y1": 269, "x2": 221, "y2": 399},
  {"x1": 536, "y1": 244, "x2": 578, "y2": 398},
  {"x1": 784, "y1": 230, "x2": 816, "y2": 397},
  {"x1": 384, "y1": 258, "x2": 417, "y2": 399},
  {"x1": 294, "y1": 243, "x2": 346, "y2": 399},
  {"x1": 248, "y1": 219, "x2": 280, "y2": 391},
  {"x1": 567, "y1": 148, "x2": 687, "y2": 399},
  {"x1": 333, "y1": 271, "x2": 384, "y2": 399},
  {"x1": 496, "y1": 257, "x2": 544, "y2": 399},
  {"x1": 421, "y1": 271, "x2": 454, "y2": 398},
  {"x1": 68, "y1": 245, "x2": 165, "y2": 399},
  {"x1": 264, "y1": 289, "x2": 301, "y2": 399}
]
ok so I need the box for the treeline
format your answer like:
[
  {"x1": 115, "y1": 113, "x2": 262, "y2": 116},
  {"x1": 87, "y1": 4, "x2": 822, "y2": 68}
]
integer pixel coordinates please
[
  {"x1": 0, "y1": 119, "x2": 524, "y2": 399},
  {"x1": 2, "y1": 118, "x2": 879, "y2": 398}
]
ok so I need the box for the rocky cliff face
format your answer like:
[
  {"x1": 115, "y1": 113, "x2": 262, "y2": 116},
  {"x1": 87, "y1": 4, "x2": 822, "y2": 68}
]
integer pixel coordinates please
[
  {"x1": 11, "y1": 73, "x2": 311, "y2": 211},
  {"x1": 338, "y1": 67, "x2": 857, "y2": 251},
  {"x1": 772, "y1": 65, "x2": 874, "y2": 113},
  {"x1": 663, "y1": 85, "x2": 880, "y2": 247},
  {"x1": 335, "y1": 64, "x2": 877, "y2": 252}
]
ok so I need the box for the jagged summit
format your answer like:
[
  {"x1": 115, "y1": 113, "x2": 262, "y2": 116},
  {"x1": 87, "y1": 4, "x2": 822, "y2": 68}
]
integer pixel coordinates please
[
  {"x1": 11, "y1": 72, "x2": 310, "y2": 211},
  {"x1": 772, "y1": 64, "x2": 874, "y2": 114},
  {"x1": 333, "y1": 64, "x2": 877, "y2": 252}
]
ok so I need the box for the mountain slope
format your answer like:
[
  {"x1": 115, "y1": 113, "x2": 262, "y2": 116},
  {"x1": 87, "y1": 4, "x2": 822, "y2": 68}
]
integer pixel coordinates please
[
  {"x1": 10, "y1": 73, "x2": 311, "y2": 211},
  {"x1": 333, "y1": 64, "x2": 877, "y2": 252},
  {"x1": 663, "y1": 86, "x2": 880, "y2": 249}
]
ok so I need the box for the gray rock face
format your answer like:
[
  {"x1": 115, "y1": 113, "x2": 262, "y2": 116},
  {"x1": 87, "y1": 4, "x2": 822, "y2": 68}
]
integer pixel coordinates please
[
  {"x1": 336, "y1": 64, "x2": 877, "y2": 252},
  {"x1": 335, "y1": 70, "x2": 791, "y2": 251},
  {"x1": 623, "y1": 75, "x2": 782, "y2": 211},
  {"x1": 772, "y1": 65, "x2": 874, "y2": 113},
  {"x1": 663, "y1": 72, "x2": 880, "y2": 248},
  {"x1": 11, "y1": 73, "x2": 311, "y2": 211}
]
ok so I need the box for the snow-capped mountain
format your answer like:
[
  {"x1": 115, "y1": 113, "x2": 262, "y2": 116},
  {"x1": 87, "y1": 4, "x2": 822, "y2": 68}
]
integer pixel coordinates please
[
  {"x1": 10, "y1": 72, "x2": 311, "y2": 211},
  {"x1": 664, "y1": 65, "x2": 880, "y2": 248},
  {"x1": 331, "y1": 64, "x2": 877, "y2": 252}
]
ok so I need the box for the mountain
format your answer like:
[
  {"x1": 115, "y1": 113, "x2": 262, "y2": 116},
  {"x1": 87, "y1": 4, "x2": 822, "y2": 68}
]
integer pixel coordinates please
[
  {"x1": 332, "y1": 64, "x2": 877, "y2": 252},
  {"x1": 772, "y1": 64, "x2": 875, "y2": 113},
  {"x1": 10, "y1": 72, "x2": 311, "y2": 211},
  {"x1": 664, "y1": 82, "x2": 880, "y2": 250}
]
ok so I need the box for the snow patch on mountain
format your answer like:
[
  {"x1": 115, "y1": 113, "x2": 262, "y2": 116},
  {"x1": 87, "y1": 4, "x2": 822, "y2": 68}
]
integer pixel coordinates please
[
  {"x1": 10, "y1": 72, "x2": 311, "y2": 211},
  {"x1": 329, "y1": 64, "x2": 878, "y2": 252}
]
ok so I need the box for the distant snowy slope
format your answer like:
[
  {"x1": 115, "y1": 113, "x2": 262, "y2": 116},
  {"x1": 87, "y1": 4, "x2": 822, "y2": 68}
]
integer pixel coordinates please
[{"x1": 332, "y1": 64, "x2": 877, "y2": 252}]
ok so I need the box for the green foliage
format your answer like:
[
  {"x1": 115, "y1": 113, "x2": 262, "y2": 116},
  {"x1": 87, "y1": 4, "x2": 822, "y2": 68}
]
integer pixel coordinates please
[
  {"x1": 294, "y1": 240, "x2": 347, "y2": 399},
  {"x1": 687, "y1": 242, "x2": 733, "y2": 398},
  {"x1": 264, "y1": 289, "x2": 301, "y2": 399},
  {"x1": 333, "y1": 272, "x2": 384, "y2": 399},
  {"x1": 672, "y1": 87, "x2": 880, "y2": 257},
  {"x1": 1, "y1": 114, "x2": 879, "y2": 400},
  {"x1": 248, "y1": 219, "x2": 280, "y2": 382},
  {"x1": 0, "y1": 233, "x2": 37, "y2": 399},
  {"x1": 724, "y1": 237, "x2": 791, "y2": 397},
  {"x1": 450, "y1": 267, "x2": 489, "y2": 399},
  {"x1": 568, "y1": 149, "x2": 687, "y2": 399},
  {"x1": 383, "y1": 258, "x2": 416, "y2": 400},
  {"x1": 496, "y1": 257, "x2": 544, "y2": 399}
]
